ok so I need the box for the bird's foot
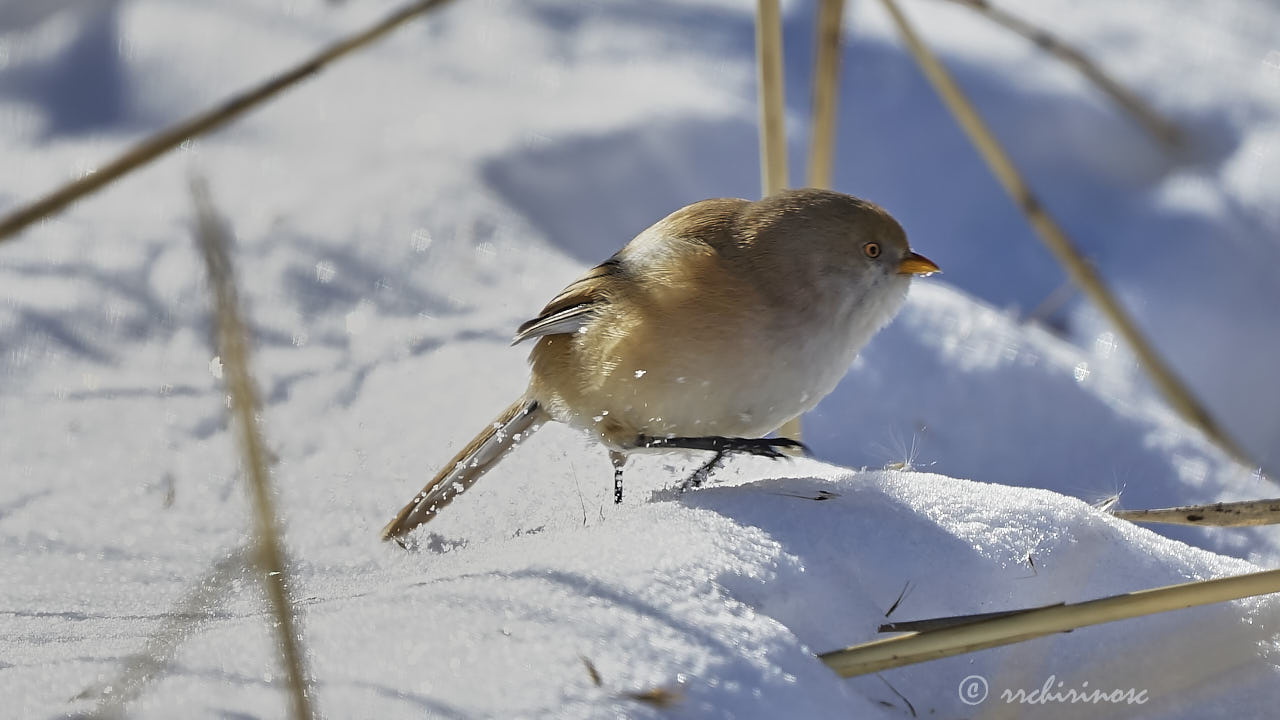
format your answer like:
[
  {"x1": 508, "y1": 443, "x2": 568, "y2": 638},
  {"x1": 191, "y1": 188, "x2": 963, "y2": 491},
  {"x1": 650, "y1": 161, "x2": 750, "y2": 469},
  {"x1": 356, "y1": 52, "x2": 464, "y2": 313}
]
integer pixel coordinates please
[
  {"x1": 636, "y1": 435, "x2": 809, "y2": 492},
  {"x1": 639, "y1": 435, "x2": 809, "y2": 459}
]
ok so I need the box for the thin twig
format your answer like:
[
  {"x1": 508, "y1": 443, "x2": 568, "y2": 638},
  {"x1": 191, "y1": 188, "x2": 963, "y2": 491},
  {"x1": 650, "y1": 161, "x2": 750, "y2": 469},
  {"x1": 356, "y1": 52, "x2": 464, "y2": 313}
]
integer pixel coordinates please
[
  {"x1": 0, "y1": 0, "x2": 457, "y2": 245},
  {"x1": 806, "y1": 0, "x2": 846, "y2": 189},
  {"x1": 192, "y1": 179, "x2": 315, "y2": 720},
  {"x1": 819, "y1": 567, "x2": 1280, "y2": 676},
  {"x1": 876, "y1": 0, "x2": 1266, "y2": 481},
  {"x1": 1114, "y1": 498, "x2": 1280, "y2": 527},
  {"x1": 934, "y1": 0, "x2": 1181, "y2": 147},
  {"x1": 884, "y1": 580, "x2": 914, "y2": 618},
  {"x1": 877, "y1": 674, "x2": 918, "y2": 717}
]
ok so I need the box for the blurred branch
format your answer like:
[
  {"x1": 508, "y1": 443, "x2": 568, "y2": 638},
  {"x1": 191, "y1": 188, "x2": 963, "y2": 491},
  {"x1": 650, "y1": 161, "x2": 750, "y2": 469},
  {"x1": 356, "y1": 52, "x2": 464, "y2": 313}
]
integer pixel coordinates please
[
  {"x1": 191, "y1": 179, "x2": 315, "y2": 720},
  {"x1": 933, "y1": 0, "x2": 1181, "y2": 148},
  {"x1": 819, "y1": 567, "x2": 1280, "y2": 676},
  {"x1": 79, "y1": 547, "x2": 247, "y2": 716},
  {"x1": 0, "y1": 0, "x2": 457, "y2": 246},
  {"x1": 806, "y1": 0, "x2": 846, "y2": 189},
  {"x1": 1115, "y1": 498, "x2": 1280, "y2": 527},
  {"x1": 1024, "y1": 276, "x2": 1076, "y2": 327},
  {"x1": 877, "y1": 0, "x2": 1268, "y2": 482}
]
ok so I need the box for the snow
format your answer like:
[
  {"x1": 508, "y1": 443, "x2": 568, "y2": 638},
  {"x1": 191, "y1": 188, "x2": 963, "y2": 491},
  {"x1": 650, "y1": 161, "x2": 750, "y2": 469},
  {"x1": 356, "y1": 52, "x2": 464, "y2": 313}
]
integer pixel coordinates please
[{"x1": 2, "y1": 0, "x2": 1279, "y2": 717}]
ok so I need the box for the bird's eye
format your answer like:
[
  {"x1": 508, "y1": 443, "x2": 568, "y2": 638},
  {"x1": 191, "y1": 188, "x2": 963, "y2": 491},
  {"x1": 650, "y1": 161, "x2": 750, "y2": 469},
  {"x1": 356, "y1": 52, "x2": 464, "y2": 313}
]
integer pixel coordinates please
[{"x1": 863, "y1": 242, "x2": 881, "y2": 259}]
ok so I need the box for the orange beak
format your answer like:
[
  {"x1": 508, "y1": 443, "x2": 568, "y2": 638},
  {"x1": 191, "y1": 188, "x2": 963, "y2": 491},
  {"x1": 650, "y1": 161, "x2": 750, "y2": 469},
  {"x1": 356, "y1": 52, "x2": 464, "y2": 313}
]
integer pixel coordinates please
[{"x1": 897, "y1": 251, "x2": 940, "y2": 276}]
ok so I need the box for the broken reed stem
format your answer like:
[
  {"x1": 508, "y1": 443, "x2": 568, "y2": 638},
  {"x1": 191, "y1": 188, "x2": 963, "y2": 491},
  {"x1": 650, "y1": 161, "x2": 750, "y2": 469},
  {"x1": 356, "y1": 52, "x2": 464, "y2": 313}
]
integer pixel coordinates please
[
  {"x1": 819, "y1": 567, "x2": 1280, "y2": 676},
  {"x1": 878, "y1": 602, "x2": 1064, "y2": 633},
  {"x1": 1115, "y1": 498, "x2": 1280, "y2": 527},
  {"x1": 83, "y1": 548, "x2": 247, "y2": 715},
  {"x1": 756, "y1": 0, "x2": 804, "y2": 442},
  {"x1": 806, "y1": 0, "x2": 846, "y2": 189},
  {"x1": 0, "y1": 0, "x2": 457, "y2": 246},
  {"x1": 935, "y1": 0, "x2": 1181, "y2": 147},
  {"x1": 876, "y1": 0, "x2": 1266, "y2": 481},
  {"x1": 192, "y1": 180, "x2": 315, "y2": 720}
]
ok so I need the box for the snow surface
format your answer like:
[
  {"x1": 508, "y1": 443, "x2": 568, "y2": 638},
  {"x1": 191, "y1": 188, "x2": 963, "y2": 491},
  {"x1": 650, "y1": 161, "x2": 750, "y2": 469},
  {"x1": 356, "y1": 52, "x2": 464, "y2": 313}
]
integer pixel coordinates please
[{"x1": 2, "y1": 0, "x2": 1280, "y2": 717}]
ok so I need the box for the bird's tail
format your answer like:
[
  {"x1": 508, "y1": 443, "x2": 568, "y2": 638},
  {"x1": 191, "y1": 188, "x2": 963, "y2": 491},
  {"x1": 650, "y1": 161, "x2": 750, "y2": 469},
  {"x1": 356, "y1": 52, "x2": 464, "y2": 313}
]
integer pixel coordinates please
[{"x1": 380, "y1": 396, "x2": 548, "y2": 542}]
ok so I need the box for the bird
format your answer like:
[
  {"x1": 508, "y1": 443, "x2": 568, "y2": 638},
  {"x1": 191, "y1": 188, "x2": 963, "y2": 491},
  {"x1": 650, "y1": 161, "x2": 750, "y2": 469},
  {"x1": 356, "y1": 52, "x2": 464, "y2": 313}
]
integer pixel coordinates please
[{"x1": 381, "y1": 188, "x2": 938, "y2": 542}]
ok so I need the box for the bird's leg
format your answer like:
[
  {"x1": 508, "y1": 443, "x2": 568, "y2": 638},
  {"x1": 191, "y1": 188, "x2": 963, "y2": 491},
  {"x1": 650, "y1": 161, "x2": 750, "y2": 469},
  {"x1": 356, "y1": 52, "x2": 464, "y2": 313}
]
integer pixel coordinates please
[
  {"x1": 609, "y1": 450, "x2": 627, "y2": 504},
  {"x1": 637, "y1": 435, "x2": 810, "y2": 491}
]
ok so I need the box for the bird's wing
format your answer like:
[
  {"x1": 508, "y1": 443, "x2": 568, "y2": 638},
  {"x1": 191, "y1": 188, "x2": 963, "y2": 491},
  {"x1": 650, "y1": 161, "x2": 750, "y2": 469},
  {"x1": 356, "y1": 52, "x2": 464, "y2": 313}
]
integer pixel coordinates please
[
  {"x1": 512, "y1": 197, "x2": 746, "y2": 346},
  {"x1": 511, "y1": 257, "x2": 621, "y2": 345}
]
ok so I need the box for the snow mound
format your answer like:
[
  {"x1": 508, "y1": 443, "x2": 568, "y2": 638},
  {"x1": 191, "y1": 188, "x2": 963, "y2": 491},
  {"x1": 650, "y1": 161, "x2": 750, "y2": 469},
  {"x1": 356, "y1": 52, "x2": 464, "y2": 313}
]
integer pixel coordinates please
[{"x1": 10, "y1": 461, "x2": 1278, "y2": 719}]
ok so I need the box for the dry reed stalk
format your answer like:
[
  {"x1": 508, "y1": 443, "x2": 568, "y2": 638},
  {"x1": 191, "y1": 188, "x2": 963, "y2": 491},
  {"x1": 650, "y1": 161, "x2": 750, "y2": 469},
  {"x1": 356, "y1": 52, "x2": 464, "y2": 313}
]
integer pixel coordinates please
[
  {"x1": 1115, "y1": 498, "x2": 1280, "y2": 527},
  {"x1": 756, "y1": 0, "x2": 804, "y2": 442},
  {"x1": 0, "y1": 0, "x2": 457, "y2": 245},
  {"x1": 936, "y1": 0, "x2": 1181, "y2": 147},
  {"x1": 806, "y1": 0, "x2": 846, "y2": 190},
  {"x1": 876, "y1": 0, "x2": 1265, "y2": 480},
  {"x1": 192, "y1": 179, "x2": 315, "y2": 720},
  {"x1": 819, "y1": 566, "x2": 1280, "y2": 676},
  {"x1": 756, "y1": 0, "x2": 789, "y2": 197}
]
